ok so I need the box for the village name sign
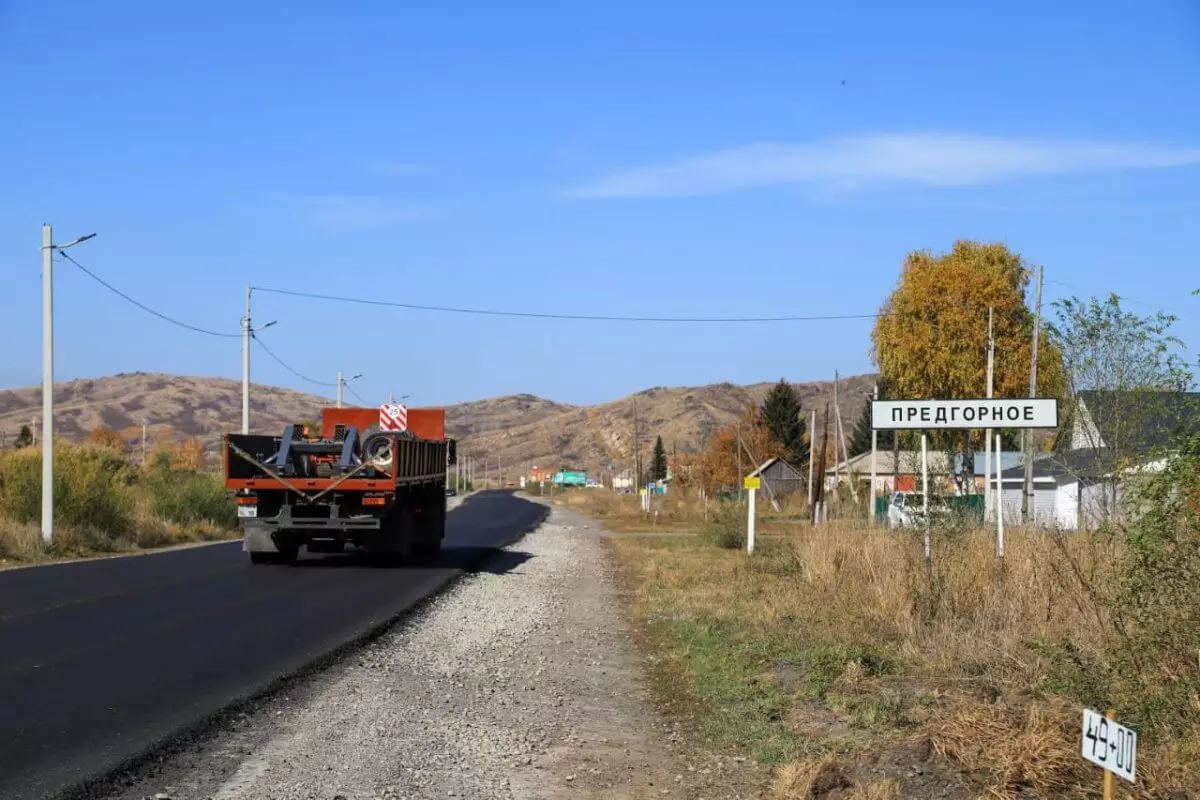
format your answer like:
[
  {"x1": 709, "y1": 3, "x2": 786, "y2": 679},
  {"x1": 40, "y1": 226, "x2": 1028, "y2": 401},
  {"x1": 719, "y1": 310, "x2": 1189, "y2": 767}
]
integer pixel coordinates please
[{"x1": 872, "y1": 398, "x2": 1059, "y2": 430}]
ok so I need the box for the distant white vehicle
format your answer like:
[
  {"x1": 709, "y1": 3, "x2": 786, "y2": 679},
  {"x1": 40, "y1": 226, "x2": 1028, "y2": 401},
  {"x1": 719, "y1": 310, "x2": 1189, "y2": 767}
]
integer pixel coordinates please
[{"x1": 887, "y1": 491, "x2": 951, "y2": 529}]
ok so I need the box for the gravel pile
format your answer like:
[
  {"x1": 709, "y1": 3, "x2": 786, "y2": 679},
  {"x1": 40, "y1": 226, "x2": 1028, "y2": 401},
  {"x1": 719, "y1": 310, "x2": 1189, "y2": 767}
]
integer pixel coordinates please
[{"x1": 111, "y1": 501, "x2": 747, "y2": 800}]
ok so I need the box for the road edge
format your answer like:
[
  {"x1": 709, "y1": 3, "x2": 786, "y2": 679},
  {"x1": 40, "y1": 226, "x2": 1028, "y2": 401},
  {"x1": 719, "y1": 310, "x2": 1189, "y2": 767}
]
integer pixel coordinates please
[{"x1": 55, "y1": 490, "x2": 545, "y2": 800}]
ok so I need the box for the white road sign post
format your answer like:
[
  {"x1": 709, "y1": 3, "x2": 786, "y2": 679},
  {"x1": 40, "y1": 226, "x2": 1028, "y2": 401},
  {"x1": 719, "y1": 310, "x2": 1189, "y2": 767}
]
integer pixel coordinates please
[
  {"x1": 743, "y1": 476, "x2": 760, "y2": 554},
  {"x1": 1082, "y1": 708, "x2": 1136, "y2": 793},
  {"x1": 873, "y1": 397, "x2": 1058, "y2": 561},
  {"x1": 872, "y1": 398, "x2": 1058, "y2": 430}
]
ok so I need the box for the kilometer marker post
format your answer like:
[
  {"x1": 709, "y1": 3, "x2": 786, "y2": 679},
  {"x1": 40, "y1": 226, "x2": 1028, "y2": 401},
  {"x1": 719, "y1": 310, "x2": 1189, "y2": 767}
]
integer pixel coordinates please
[{"x1": 743, "y1": 475, "x2": 760, "y2": 554}]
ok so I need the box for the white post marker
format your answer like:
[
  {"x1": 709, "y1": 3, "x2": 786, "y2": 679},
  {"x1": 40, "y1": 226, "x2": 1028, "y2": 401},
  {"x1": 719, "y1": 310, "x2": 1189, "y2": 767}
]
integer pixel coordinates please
[
  {"x1": 921, "y1": 434, "x2": 930, "y2": 565},
  {"x1": 995, "y1": 432, "x2": 1005, "y2": 558},
  {"x1": 744, "y1": 475, "x2": 760, "y2": 554},
  {"x1": 1082, "y1": 708, "x2": 1136, "y2": 793}
]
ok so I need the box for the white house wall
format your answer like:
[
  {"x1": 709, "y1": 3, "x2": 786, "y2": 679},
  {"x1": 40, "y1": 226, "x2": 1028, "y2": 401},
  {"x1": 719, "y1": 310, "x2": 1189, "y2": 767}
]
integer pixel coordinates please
[{"x1": 1055, "y1": 481, "x2": 1079, "y2": 529}]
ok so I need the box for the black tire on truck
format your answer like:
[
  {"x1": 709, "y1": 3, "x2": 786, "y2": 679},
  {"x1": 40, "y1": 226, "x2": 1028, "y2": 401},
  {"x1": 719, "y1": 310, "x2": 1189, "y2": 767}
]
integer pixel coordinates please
[
  {"x1": 413, "y1": 486, "x2": 446, "y2": 559},
  {"x1": 365, "y1": 494, "x2": 413, "y2": 567}
]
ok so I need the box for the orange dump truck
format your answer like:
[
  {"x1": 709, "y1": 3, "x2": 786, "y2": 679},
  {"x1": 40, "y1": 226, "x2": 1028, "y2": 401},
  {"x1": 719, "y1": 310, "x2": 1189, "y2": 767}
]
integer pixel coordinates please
[{"x1": 223, "y1": 406, "x2": 456, "y2": 565}]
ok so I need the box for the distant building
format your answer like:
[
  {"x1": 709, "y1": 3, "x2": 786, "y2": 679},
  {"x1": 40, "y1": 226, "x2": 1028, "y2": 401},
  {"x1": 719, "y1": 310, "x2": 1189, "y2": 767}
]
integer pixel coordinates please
[
  {"x1": 998, "y1": 389, "x2": 1200, "y2": 529},
  {"x1": 611, "y1": 468, "x2": 635, "y2": 491},
  {"x1": 825, "y1": 449, "x2": 1024, "y2": 495},
  {"x1": 528, "y1": 467, "x2": 555, "y2": 484},
  {"x1": 748, "y1": 457, "x2": 805, "y2": 497}
]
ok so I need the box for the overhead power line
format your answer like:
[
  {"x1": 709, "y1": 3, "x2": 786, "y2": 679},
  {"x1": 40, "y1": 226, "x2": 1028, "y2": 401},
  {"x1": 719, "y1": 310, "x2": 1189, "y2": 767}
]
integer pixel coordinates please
[
  {"x1": 344, "y1": 383, "x2": 370, "y2": 406},
  {"x1": 59, "y1": 251, "x2": 241, "y2": 338},
  {"x1": 251, "y1": 286, "x2": 880, "y2": 324},
  {"x1": 251, "y1": 335, "x2": 338, "y2": 388}
]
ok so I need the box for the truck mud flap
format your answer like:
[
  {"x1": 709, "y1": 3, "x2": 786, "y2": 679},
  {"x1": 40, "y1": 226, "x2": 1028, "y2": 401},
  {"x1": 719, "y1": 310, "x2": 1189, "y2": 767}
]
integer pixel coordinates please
[{"x1": 244, "y1": 527, "x2": 283, "y2": 554}]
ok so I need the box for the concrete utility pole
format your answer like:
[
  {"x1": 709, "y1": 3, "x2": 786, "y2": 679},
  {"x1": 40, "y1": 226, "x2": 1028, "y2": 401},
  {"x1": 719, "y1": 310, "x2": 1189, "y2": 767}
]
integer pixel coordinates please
[
  {"x1": 42, "y1": 225, "x2": 53, "y2": 545},
  {"x1": 335, "y1": 372, "x2": 362, "y2": 408},
  {"x1": 41, "y1": 224, "x2": 95, "y2": 545},
  {"x1": 242, "y1": 286, "x2": 251, "y2": 434},
  {"x1": 1022, "y1": 266, "x2": 1044, "y2": 524}
]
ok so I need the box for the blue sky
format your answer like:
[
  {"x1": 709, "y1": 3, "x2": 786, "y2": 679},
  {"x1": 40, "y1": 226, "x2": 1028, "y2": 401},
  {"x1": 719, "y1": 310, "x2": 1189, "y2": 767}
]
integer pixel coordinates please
[{"x1": 1, "y1": 0, "x2": 1198, "y2": 407}]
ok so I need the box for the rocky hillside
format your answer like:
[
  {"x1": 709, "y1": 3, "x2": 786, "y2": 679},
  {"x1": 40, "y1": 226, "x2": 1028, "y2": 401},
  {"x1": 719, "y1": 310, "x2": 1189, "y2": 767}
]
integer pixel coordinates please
[
  {"x1": 447, "y1": 375, "x2": 877, "y2": 477},
  {"x1": 0, "y1": 372, "x2": 876, "y2": 474},
  {"x1": 0, "y1": 373, "x2": 332, "y2": 448}
]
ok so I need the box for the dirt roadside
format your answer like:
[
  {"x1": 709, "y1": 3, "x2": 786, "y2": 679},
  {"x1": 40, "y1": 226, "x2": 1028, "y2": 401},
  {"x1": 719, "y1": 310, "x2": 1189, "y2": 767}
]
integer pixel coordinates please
[{"x1": 101, "y1": 500, "x2": 765, "y2": 800}]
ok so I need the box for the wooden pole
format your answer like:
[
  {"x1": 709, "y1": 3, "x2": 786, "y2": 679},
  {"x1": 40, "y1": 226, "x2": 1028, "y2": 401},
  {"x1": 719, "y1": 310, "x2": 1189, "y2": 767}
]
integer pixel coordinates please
[
  {"x1": 833, "y1": 371, "x2": 859, "y2": 505},
  {"x1": 806, "y1": 409, "x2": 816, "y2": 507},
  {"x1": 814, "y1": 403, "x2": 830, "y2": 525},
  {"x1": 1103, "y1": 708, "x2": 1116, "y2": 800}
]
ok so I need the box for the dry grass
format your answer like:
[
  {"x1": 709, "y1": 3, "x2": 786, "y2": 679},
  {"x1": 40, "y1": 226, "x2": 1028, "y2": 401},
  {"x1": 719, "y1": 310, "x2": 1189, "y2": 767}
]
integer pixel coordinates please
[
  {"x1": 544, "y1": 485, "x2": 822, "y2": 534},
  {"x1": 605, "y1": 521, "x2": 1200, "y2": 798},
  {"x1": 0, "y1": 443, "x2": 238, "y2": 566},
  {"x1": 930, "y1": 697, "x2": 1091, "y2": 797}
]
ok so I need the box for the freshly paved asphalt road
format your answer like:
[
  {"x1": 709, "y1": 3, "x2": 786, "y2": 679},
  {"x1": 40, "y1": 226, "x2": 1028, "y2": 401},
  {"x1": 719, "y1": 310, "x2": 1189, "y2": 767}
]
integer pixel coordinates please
[{"x1": 0, "y1": 491, "x2": 547, "y2": 800}]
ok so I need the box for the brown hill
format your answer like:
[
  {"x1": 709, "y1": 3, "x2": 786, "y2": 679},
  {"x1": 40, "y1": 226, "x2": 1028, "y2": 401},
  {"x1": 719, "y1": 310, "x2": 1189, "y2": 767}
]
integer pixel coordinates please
[
  {"x1": 0, "y1": 372, "x2": 877, "y2": 474},
  {"x1": 448, "y1": 375, "x2": 877, "y2": 478},
  {"x1": 0, "y1": 372, "x2": 332, "y2": 448}
]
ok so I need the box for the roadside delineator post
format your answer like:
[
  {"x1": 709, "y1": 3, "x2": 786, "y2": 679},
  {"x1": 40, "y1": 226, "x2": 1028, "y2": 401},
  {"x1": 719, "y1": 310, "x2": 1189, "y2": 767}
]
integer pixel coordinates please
[{"x1": 743, "y1": 475, "x2": 760, "y2": 554}]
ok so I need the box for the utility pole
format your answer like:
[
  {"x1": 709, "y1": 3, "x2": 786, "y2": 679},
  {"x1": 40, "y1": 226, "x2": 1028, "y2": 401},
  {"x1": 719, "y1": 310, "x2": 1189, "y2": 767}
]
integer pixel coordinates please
[
  {"x1": 41, "y1": 224, "x2": 95, "y2": 545},
  {"x1": 806, "y1": 409, "x2": 816, "y2": 506},
  {"x1": 736, "y1": 422, "x2": 743, "y2": 500},
  {"x1": 869, "y1": 384, "x2": 878, "y2": 524},
  {"x1": 42, "y1": 225, "x2": 53, "y2": 546},
  {"x1": 813, "y1": 403, "x2": 830, "y2": 524},
  {"x1": 336, "y1": 371, "x2": 343, "y2": 407},
  {"x1": 632, "y1": 397, "x2": 641, "y2": 486},
  {"x1": 242, "y1": 285, "x2": 251, "y2": 434},
  {"x1": 984, "y1": 307, "x2": 995, "y2": 515},
  {"x1": 833, "y1": 371, "x2": 859, "y2": 505},
  {"x1": 240, "y1": 287, "x2": 276, "y2": 434},
  {"x1": 1022, "y1": 266, "x2": 1044, "y2": 524}
]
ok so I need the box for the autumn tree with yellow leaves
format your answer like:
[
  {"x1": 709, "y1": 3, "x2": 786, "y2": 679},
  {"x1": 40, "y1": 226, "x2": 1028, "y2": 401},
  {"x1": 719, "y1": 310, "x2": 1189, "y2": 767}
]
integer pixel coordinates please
[{"x1": 870, "y1": 240, "x2": 1065, "y2": 448}]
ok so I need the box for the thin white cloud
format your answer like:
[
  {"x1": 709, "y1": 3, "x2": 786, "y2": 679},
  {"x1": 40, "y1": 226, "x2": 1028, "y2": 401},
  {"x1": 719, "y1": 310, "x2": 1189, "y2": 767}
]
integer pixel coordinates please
[
  {"x1": 286, "y1": 195, "x2": 433, "y2": 231},
  {"x1": 567, "y1": 133, "x2": 1200, "y2": 198}
]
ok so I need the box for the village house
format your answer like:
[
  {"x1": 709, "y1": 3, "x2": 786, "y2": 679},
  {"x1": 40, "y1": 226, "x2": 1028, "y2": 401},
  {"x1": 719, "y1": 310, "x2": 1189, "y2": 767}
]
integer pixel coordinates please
[{"x1": 996, "y1": 389, "x2": 1200, "y2": 529}]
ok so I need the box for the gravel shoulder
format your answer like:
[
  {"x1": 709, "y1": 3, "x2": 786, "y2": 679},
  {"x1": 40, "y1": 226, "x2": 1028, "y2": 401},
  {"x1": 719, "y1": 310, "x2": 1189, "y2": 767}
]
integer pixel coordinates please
[{"x1": 104, "y1": 498, "x2": 761, "y2": 800}]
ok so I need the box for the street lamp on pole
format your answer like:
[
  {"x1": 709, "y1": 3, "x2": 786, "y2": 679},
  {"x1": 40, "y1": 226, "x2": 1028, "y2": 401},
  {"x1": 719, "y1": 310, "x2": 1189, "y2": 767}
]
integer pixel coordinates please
[
  {"x1": 41, "y1": 225, "x2": 97, "y2": 545},
  {"x1": 240, "y1": 289, "x2": 276, "y2": 435},
  {"x1": 336, "y1": 372, "x2": 364, "y2": 407}
]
